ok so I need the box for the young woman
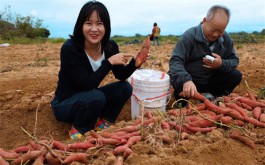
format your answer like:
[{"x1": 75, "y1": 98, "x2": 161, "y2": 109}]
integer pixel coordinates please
[{"x1": 51, "y1": 1, "x2": 147, "y2": 139}]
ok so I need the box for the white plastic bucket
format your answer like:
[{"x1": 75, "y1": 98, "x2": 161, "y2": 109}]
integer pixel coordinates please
[{"x1": 128, "y1": 69, "x2": 170, "y2": 119}]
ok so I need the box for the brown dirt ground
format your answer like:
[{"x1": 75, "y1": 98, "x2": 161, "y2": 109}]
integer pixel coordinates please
[{"x1": 0, "y1": 41, "x2": 265, "y2": 165}]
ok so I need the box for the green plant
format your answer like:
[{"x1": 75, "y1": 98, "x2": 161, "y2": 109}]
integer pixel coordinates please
[
  {"x1": 236, "y1": 44, "x2": 243, "y2": 50},
  {"x1": 257, "y1": 88, "x2": 265, "y2": 99},
  {"x1": 34, "y1": 57, "x2": 48, "y2": 67},
  {"x1": 47, "y1": 38, "x2": 66, "y2": 44}
]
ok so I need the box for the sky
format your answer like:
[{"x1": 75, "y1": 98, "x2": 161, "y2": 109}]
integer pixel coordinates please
[{"x1": 0, "y1": 0, "x2": 265, "y2": 38}]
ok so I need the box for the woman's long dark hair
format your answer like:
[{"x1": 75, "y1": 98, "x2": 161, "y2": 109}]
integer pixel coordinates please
[{"x1": 70, "y1": 1, "x2": 111, "y2": 50}]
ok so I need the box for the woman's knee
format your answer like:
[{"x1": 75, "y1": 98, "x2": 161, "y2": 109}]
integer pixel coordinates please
[
  {"x1": 91, "y1": 91, "x2": 107, "y2": 107},
  {"x1": 76, "y1": 90, "x2": 107, "y2": 108},
  {"x1": 120, "y1": 81, "x2": 133, "y2": 98}
]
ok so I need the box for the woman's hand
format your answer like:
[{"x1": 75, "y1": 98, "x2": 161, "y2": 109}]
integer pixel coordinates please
[{"x1": 108, "y1": 53, "x2": 134, "y2": 66}]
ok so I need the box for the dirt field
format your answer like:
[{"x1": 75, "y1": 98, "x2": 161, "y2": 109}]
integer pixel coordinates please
[{"x1": 0, "y1": 41, "x2": 264, "y2": 164}]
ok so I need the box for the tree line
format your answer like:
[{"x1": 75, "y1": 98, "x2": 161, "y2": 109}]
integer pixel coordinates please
[{"x1": 0, "y1": 5, "x2": 50, "y2": 40}]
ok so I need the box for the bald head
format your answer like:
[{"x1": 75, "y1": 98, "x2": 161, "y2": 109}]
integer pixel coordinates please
[
  {"x1": 202, "y1": 5, "x2": 231, "y2": 42},
  {"x1": 206, "y1": 5, "x2": 230, "y2": 23}
]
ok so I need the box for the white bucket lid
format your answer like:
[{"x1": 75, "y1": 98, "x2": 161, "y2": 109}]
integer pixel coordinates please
[{"x1": 129, "y1": 69, "x2": 169, "y2": 83}]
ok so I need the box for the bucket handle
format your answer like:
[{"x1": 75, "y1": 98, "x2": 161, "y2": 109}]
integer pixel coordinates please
[{"x1": 132, "y1": 89, "x2": 173, "y2": 104}]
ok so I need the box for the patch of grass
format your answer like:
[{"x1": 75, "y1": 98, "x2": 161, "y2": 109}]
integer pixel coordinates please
[
  {"x1": 47, "y1": 38, "x2": 66, "y2": 44},
  {"x1": 148, "y1": 56, "x2": 156, "y2": 60},
  {"x1": 0, "y1": 37, "x2": 66, "y2": 44},
  {"x1": 34, "y1": 57, "x2": 49, "y2": 67},
  {"x1": 236, "y1": 44, "x2": 243, "y2": 50}
]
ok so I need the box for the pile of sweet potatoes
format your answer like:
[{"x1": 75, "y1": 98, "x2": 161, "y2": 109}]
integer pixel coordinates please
[{"x1": 0, "y1": 90, "x2": 265, "y2": 164}]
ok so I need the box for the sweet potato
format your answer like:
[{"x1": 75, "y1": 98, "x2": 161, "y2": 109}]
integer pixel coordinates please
[
  {"x1": 199, "y1": 110, "x2": 216, "y2": 116},
  {"x1": 229, "y1": 93, "x2": 240, "y2": 97},
  {"x1": 148, "y1": 122, "x2": 155, "y2": 128},
  {"x1": 101, "y1": 131, "x2": 128, "y2": 138},
  {"x1": 135, "y1": 36, "x2": 150, "y2": 67},
  {"x1": 188, "y1": 114, "x2": 223, "y2": 128},
  {"x1": 68, "y1": 141, "x2": 95, "y2": 150},
  {"x1": 223, "y1": 96, "x2": 232, "y2": 103},
  {"x1": 258, "y1": 99, "x2": 265, "y2": 104},
  {"x1": 100, "y1": 131, "x2": 113, "y2": 138},
  {"x1": 28, "y1": 140, "x2": 46, "y2": 151},
  {"x1": 143, "y1": 117, "x2": 155, "y2": 125},
  {"x1": 170, "y1": 123, "x2": 193, "y2": 134},
  {"x1": 220, "y1": 116, "x2": 233, "y2": 125},
  {"x1": 245, "y1": 117, "x2": 265, "y2": 127},
  {"x1": 11, "y1": 150, "x2": 44, "y2": 165},
  {"x1": 218, "y1": 102, "x2": 227, "y2": 108},
  {"x1": 252, "y1": 107, "x2": 262, "y2": 120},
  {"x1": 144, "y1": 111, "x2": 153, "y2": 119},
  {"x1": 0, "y1": 148, "x2": 19, "y2": 159},
  {"x1": 113, "y1": 145, "x2": 130, "y2": 155},
  {"x1": 259, "y1": 114, "x2": 265, "y2": 123},
  {"x1": 90, "y1": 130, "x2": 100, "y2": 138},
  {"x1": 118, "y1": 125, "x2": 141, "y2": 133},
  {"x1": 132, "y1": 118, "x2": 142, "y2": 126},
  {"x1": 0, "y1": 156, "x2": 10, "y2": 165},
  {"x1": 181, "y1": 132, "x2": 190, "y2": 140},
  {"x1": 167, "y1": 109, "x2": 180, "y2": 117},
  {"x1": 230, "y1": 131, "x2": 256, "y2": 149},
  {"x1": 125, "y1": 136, "x2": 142, "y2": 147},
  {"x1": 226, "y1": 108, "x2": 245, "y2": 120},
  {"x1": 32, "y1": 155, "x2": 45, "y2": 165},
  {"x1": 225, "y1": 103, "x2": 248, "y2": 119},
  {"x1": 179, "y1": 91, "x2": 206, "y2": 102},
  {"x1": 12, "y1": 145, "x2": 32, "y2": 153},
  {"x1": 186, "y1": 116, "x2": 202, "y2": 122},
  {"x1": 183, "y1": 124, "x2": 216, "y2": 133},
  {"x1": 204, "y1": 99, "x2": 229, "y2": 114},
  {"x1": 62, "y1": 153, "x2": 88, "y2": 164},
  {"x1": 45, "y1": 152, "x2": 63, "y2": 165},
  {"x1": 234, "y1": 120, "x2": 245, "y2": 126},
  {"x1": 100, "y1": 138, "x2": 122, "y2": 146},
  {"x1": 247, "y1": 90, "x2": 257, "y2": 101},
  {"x1": 123, "y1": 147, "x2": 133, "y2": 158},
  {"x1": 52, "y1": 140, "x2": 70, "y2": 151},
  {"x1": 195, "y1": 104, "x2": 207, "y2": 111},
  {"x1": 110, "y1": 131, "x2": 141, "y2": 141},
  {"x1": 236, "y1": 101, "x2": 242, "y2": 107},
  {"x1": 241, "y1": 102, "x2": 253, "y2": 111},
  {"x1": 238, "y1": 97, "x2": 265, "y2": 108},
  {"x1": 161, "y1": 121, "x2": 171, "y2": 130}
]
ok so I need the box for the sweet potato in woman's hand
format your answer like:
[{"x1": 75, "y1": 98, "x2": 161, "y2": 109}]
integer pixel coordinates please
[{"x1": 135, "y1": 36, "x2": 151, "y2": 67}]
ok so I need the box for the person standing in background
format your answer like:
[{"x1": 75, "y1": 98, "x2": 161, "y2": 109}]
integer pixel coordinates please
[{"x1": 152, "y1": 22, "x2": 161, "y2": 46}]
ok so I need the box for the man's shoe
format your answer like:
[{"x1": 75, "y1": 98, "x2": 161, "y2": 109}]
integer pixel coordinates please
[
  {"x1": 94, "y1": 118, "x2": 110, "y2": 131},
  {"x1": 203, "y1": 93, "x2": 215, "y2": 101},
  {"x1": 174, "y1": 100, "x2": 188, "y2": 108}
]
